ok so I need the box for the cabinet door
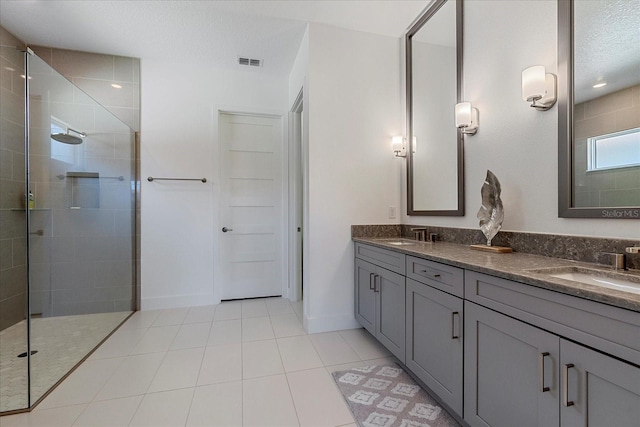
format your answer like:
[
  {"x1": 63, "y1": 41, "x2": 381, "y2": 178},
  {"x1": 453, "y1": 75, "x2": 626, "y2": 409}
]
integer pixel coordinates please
[
  {"x1": 406, "y1": 278, "x2": 463, "y2": 416},
  {"x1": 376, "y1": 266, "x2": 406, "y2": 362},
  {"x1": 355, "y1": 258, "x2": 376, "y2": 335},
  {"x1": 464, "y1": 302, "x2": 560, "y2": 427},
  {"x1": 560, "y1": 339, "x2": 640, "y2": 427}
]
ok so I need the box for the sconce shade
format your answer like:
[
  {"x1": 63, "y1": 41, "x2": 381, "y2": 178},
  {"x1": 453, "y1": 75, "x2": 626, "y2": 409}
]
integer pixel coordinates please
[
  {"x1": 392, "y1": 136, "x2": 404, "y2": 152},
  {"x1": 454, "y1": 102, "x2": 479, "y2": 135},
  {"x1": 392, "y1": 136, "x2": 406, "y2": 157},
  {"x1": 455, "y1": 102, "x2": 472, "y2": 128},
  {"x1": 522, "y1": 65, "x2": 557, "y2": 110},
  {"x1": 522, "y1": 65, "x2": 546, "y2": 102}
]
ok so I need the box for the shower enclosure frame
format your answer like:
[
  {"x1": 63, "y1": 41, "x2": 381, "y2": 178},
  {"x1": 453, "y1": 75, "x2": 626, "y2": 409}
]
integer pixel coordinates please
[{"x1": 0, "y1": 45, "x2": 140, "y2": 416}]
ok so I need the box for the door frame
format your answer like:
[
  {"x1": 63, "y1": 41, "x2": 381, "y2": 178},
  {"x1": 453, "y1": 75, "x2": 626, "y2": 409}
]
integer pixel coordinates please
[
  {"x1": 213, "y1": 108, "x2": 289, "y2": 303},
  {"x1": 289, "y1": 90, "x2": 304, "y2": 302}
]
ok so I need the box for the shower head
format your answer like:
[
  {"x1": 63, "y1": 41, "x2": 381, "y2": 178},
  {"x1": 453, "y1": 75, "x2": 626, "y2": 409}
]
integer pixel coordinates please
[{"x1": 51, "y1": 128, "x2": 86, "y2": 145}]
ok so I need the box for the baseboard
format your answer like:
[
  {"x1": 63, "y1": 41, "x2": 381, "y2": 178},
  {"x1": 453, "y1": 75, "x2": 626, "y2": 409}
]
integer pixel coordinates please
[
  {"x1": 141, "y1": 293, "x2": 215, "y2": 310},
  {"x1": 304, "y1": 312, "x2": 361, "y2": 334}
]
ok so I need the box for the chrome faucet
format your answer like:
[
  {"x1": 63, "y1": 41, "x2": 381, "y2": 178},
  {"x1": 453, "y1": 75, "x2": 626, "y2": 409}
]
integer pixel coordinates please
[
  {"x1": 625, "y1": 246, "x2": 640, "y2": 255},
  {"x1": 600, "y1": 252, "x2": 626, "y2": 271},
  {"x1": 410, "y1": 228, "x2": 439, "y2": 243},
  {"x1": 411, "y1": 227, "x2": 427, "y2": 242}
]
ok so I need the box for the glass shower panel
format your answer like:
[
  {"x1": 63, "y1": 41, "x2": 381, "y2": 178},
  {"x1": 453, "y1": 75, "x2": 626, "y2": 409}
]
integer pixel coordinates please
[
  {"x1": 0, "y1": 45, "x2": 29, "y2": 413},
  {"x1": 27, "y1": 53, "x2": 134, "y2": 405}
]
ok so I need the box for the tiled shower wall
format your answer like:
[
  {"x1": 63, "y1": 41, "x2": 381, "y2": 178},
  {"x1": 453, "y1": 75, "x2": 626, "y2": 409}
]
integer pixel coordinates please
[
  {"x1": 32, "y1": 46, "x2": 140, "y2": 132},
  {"x1": 574, "y1": 85, "x2": 640, "y2": 207},
  {"x1": 1, "y1": 25, "x2": 140, "y2": 323},
  {"x1": 27, "y1": 54, "x2": 136, "y2": 317},
  {"x1": 31, "y1": 47, "x2": 141, "y2": 313},
  {"x1": 0, "y1": 28, "x2": 27, "y2": 330}
]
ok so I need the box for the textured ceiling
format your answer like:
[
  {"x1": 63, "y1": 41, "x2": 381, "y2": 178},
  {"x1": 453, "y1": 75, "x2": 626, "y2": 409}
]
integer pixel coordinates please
[
  {"x1": 574, "y1": 0, "x2": 640, "y2": 103},
  {"x1": 0, "y1": 0, "x2": 428, "y2": 75}
]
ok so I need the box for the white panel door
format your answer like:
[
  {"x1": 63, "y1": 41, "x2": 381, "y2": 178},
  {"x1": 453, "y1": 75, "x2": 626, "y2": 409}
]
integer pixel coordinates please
[{"x1": 219, "y1": 113, "x2": 283, "y2": 300}]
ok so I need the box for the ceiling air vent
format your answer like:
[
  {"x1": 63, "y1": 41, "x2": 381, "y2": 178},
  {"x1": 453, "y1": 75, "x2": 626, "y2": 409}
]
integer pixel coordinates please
[{"x1": 238, "y1": 57, "x2": 262, "y2": 67}]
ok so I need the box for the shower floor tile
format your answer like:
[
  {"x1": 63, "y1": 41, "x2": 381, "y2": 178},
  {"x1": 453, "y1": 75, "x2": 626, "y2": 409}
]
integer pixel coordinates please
[{"x1": 0, "y1": 311, "x2": 131, "y2": 412}]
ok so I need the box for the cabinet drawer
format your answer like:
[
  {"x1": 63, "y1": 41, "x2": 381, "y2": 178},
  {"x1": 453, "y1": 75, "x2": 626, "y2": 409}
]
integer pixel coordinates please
[
  {"x1": 465, "y1": 270, "x2": 640, "y2": 366},
  {"x1": 355, "y1": 243, "x2": 406, "y2": 275},
  {"x1": 406, "y1": 256, "x2": 464, "y2": 297}
]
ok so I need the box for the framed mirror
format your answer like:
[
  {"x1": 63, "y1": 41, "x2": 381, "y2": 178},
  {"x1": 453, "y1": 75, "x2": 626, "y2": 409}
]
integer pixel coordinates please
[
  {"x1": 558, "y1": 0, "x2": 640, "y2": 219},
  {"x1": 406, "y1": 0, "x2": 464, "y2": 216}
]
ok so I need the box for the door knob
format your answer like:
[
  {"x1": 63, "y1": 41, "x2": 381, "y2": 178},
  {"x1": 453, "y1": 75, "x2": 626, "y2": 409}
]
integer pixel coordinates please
[{"x1": 222, "y1": 227, "x2": 233, "y2": 232}]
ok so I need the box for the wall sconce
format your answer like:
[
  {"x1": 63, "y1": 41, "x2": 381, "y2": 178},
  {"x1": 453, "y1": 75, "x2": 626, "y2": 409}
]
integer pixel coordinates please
[
  {"x1": 455, "y1": 102, "x2": 479, "y2": 135},
  {"x1": 521, "y1": 65, "x2": 557, "y2": 111},
  {"x1": 392, "y1": 136, "x2": 406, "y2": 158},
  {"x1": 392, "y1": 136, "x2": 417, "y2": 158}
]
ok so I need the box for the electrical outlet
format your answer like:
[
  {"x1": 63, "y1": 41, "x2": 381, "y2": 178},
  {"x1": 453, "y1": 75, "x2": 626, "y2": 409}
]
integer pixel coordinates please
[
  {"x1": 388, "y1": 206, "x2": 397, "y2": 219},
  {"x1": 626, "y1": 246, "x2": 640, "y2": 254}
]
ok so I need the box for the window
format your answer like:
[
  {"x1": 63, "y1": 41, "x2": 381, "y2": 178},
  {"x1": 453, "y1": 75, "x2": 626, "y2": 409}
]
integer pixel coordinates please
[{"x1": 587, "y1": 127, "x2": 640, "y2": 172}]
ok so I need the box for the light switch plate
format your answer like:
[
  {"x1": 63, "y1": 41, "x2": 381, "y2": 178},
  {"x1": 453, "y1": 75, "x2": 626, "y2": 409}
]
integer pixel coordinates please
[{"x1": 388, "y1": 206, "x2": 397, "y2": 219}]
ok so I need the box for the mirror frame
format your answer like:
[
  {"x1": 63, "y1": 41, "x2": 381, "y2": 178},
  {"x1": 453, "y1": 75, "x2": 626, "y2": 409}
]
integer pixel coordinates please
[
  {"x1": 406, "y1": 0, "x2": 464, "y2": 216},
  {"x1": 558, "y1": 0, "x2": 640, "y2": 219}
]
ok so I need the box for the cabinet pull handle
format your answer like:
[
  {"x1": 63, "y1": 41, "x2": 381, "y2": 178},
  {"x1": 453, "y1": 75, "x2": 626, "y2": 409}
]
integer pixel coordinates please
[
  {"x1": 374, "y1": 275, "x2": 380, "y2": 293},
  {"x1": 451, "y1": 312, "x2": 460, "y2": 339},
  {"x1": 539, "y1": 352, "x2": 550, "y2": 392},
  {"x1": 419, "y1": 269, "x2": 441, "y2": 279},
  {"x1": 369, "y1": 273, "x2": 375, "y2": 290},
  {"x1": 563, "y1": 363, "x2": 575, "y2": 407}
]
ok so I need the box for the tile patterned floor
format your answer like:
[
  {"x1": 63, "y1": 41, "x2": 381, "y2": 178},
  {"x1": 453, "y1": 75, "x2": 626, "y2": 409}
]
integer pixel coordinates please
[
  {"x1": 0, "y1": 298, "x2": 394, "y2": 427},
  {"x1": 0, "y1": 312, "x2": 131, "y2": 413}
]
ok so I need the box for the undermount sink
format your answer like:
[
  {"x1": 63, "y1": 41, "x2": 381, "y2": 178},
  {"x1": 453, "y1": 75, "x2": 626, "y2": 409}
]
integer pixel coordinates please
[
  {"x1": 526, "y1": 266, "x2": 640, "y2": 295},
  {"x1": 380, "y1": 239, "x2": 419, "y2": 246}
]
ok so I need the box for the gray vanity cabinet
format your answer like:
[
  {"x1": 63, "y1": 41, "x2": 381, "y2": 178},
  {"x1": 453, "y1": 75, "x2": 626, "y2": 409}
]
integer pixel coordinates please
[
  {"x1": 465, "y1": 299, "x2": 640, "y2": 427},
  {"x1": 354, "y1": 254, "x2": 406, "y2": 362},
  {"x1": 406, "y1": 278, "x2": 463, "y2": 415},
  {"x1": 560, "y1": 339, "x2": 640, "y2": 426},
  {"x1": 464, "y1": 301, "x2": 560, "y2": 427},
  {"x1": 354, "y1": 242, "x2": 640, "y2": 427},
  {"x1": 355, "y1": 258, "x2": 377, "y2": 335}
]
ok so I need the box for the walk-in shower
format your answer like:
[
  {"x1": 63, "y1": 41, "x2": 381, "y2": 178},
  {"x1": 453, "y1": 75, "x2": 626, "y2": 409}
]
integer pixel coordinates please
[{"x1": 0, "y1": 43, "x2": 137, "y2": 413}]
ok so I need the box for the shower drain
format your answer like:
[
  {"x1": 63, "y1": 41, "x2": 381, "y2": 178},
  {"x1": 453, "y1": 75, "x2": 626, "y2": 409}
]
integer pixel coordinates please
[{"x1": 17, "y1": 350, "x2": 38, "y2": 358}]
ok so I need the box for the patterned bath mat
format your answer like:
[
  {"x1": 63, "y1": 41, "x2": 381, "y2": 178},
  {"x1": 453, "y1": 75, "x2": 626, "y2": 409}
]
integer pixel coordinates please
[{"x1": 332, "y1": 364, "x2": 460, "y2": 427}]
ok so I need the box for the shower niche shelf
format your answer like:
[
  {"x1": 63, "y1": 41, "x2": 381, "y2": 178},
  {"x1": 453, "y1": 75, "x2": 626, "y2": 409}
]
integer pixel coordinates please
[
  {"x1": 57, "y1": 172, "x2": 125, "y2": 181},
  {"x1": 61, "y1": 171, "x2": 102, "y2": 209}
]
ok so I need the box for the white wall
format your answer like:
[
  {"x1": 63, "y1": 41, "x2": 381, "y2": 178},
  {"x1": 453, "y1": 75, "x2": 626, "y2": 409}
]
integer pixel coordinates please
[
  {"x1": 140, "y1": 0, "x2": 637, "y2": 327},
  {"x1": 303, "y1": 23, "x2": 404, "y2": 332},
  {"x1": 288, "y1": 27, "x2": 309, "y2": 110},
  {"x1": 403, "y1": 0, "x2": 639, "y2": 240},
  {"x1": 140, "y1": 59, "x2": 288, "y2": 309}
]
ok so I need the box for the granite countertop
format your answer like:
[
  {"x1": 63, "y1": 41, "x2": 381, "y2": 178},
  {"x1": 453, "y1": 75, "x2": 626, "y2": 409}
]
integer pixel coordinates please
[{"x1": 353, "y1": 237, "x2": 640, "y2": 312}]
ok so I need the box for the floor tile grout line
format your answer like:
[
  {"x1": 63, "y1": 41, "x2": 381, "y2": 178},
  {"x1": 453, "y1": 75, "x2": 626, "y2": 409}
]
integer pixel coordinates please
[
  {"x1": 240, "y1": 318, "x2": 245, "y2": 427},
  {"x1": 340, "y1": 328, "x2": 393, "y2": 362},
  {"x1": 276, "y1": 302, "x2": 303, "y2": 427},
  {"x1": 338, "y1": 329, "x2": 367, "y2": 362},
  {"x1": 11, "y1": 301, "x2": 308, "y2": 422},
  {"x1": 127, "y1": 393, "x2": 145, "y2": 427},
  {"x1": 181, "y1": 386, "x2": 198, "y2": 427},
  {"x1": 175, "y1": 342, "x2": 207, "y2": 397},
  {"x1": 282, "y1": 371, "x2": 303, "y2": 427},
  {"x1": 139, "y1": 348, "x2": 171, "y2": 398},
  {"x1": 74, "y1": 354, "x2": 129, "y2": 409},
  {"x1": 61, "y1": 402, "x2": 87, "y2": 427}
]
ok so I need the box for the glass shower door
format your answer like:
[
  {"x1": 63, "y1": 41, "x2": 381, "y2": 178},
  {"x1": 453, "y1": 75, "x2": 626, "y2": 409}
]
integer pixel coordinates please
[
  {"x1": 0, "y1": 45, "x2": 29, "y2": 413},
  {"x1": 26, "y1": 52, "x2": 135, "y2": 406}
]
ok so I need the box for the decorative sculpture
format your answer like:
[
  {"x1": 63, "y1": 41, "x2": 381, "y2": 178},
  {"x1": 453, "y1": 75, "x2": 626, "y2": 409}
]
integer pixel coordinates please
[{"x1": 471, "y1": 170, "x2": 512, "y2": 253}]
